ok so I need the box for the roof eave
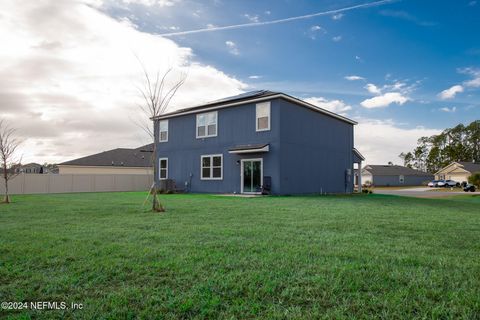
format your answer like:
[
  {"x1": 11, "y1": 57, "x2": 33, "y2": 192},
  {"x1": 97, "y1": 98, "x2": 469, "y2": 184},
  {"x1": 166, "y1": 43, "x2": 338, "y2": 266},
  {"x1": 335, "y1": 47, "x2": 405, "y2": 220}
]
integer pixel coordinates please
[{"x1": 152, "y1": 93, "x2": 358, "y2": 125}]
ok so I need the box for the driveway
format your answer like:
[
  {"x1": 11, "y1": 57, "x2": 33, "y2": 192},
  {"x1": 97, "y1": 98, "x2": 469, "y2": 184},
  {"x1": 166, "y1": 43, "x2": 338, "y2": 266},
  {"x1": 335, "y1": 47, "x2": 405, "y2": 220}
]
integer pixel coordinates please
[{"x1": 374, "y1": 187, "x2": 480, "y2": 198}]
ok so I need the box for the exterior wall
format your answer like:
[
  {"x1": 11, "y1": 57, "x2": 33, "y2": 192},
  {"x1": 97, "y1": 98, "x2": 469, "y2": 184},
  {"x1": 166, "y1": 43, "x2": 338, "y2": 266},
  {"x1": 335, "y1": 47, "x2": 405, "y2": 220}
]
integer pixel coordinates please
[
  {"x1": 58, "y1": 165, "x2": 152, "y2": 175},
  {"x1": 371, "y1": 174, "x2": 432, "y2": 186},
  {"x1": 155, "y1": 99, "x2": 281, "y2": 194},
  {"x1": 362, "y1": 173, "x2": 373, "y2": 185},
  {"x1": 444, "y1": 173, "x2": 470, "y2": 183},
  {"x1": 278, "y1": 99, "x2": 354, "y2": 194},
  {"x1": 436, "y1": 172, "x2": 470, "y2": 182}
]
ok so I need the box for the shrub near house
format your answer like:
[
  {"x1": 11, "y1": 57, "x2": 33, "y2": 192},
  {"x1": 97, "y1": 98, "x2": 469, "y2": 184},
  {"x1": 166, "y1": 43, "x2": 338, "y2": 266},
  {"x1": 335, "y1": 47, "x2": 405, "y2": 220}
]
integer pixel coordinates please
[{"x1": 468, "y1": 172, "x2": 480, "y2": 187}]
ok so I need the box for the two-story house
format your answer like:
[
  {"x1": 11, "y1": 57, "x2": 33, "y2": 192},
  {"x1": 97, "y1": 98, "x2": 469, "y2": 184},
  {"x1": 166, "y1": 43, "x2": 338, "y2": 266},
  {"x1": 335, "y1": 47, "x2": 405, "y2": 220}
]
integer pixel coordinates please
[{"x1": 153, "y1": 90, "x2": 364, "y2": 195}]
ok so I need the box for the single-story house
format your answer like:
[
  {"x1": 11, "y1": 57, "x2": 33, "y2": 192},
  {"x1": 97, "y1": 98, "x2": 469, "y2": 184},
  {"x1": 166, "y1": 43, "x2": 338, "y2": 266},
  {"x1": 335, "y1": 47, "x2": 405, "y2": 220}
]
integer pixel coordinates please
[
  {"x1": 15, "y1": 163, "x2": 44, "y2": 174},
  {"x1": 152, "y1": 90, "x2": 364, "y2": 195},
  {"x1": 58, "y1": 144, "x2": 153, "y2": 175},
  {"x1": 435, "y1": 161, "x2": 480, "y2": 183},
  {"x1": 361, "y1": 164, "x2": 433, "y2": 186}
]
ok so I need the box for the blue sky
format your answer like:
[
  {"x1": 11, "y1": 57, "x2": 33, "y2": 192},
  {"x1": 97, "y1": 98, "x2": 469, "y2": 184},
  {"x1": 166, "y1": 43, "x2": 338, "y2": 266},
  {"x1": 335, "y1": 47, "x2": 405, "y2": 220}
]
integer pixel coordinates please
[
  {"x1": 2, "y1": 0, "x2": 479, "y2": 164},
  {"x1": 103, "y1": 0, "x2": 480, "y2": 130}
]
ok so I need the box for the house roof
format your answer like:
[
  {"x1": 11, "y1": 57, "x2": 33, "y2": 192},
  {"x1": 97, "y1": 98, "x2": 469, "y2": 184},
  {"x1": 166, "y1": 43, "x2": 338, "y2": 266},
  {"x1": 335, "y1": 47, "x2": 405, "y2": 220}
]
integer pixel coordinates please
[
  {"x1": 363, "y1": 165, "x2": 432, "y2": 176},
  {"x1": 457, "y1": 161, "x2": 480, "y2": 173},
  {"x1": 352, "y1": 148, "x2": 365, "y2": 162},
  {"x1": 152, "y1": 90, "x2": 357, "y2": 125},
  {"x1": 228, "y1": 143, "x2": 269, "y2": 151},
  {"x1": 58, "y1": 144, "x2": 153, "y2": 167},
  {"x1": 435, "y1": 161, "x2": 480, "y2": 174},
  {"x1": 228, "y1": 143, "x2": 270, "y2": 154},
  {"x1": 20, "y1": 163, "x2": 43, "y2": 168}
]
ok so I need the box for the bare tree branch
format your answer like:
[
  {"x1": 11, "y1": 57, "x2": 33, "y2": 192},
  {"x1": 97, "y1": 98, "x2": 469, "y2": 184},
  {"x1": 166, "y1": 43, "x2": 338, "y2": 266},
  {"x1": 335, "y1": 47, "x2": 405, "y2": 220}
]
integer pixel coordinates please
[
  {"x1": 132, "y1": 58, "x2": 187, "y2": 212},
  {"x1": 0, "y1": 118, "x2": 23, "y2": 203}
]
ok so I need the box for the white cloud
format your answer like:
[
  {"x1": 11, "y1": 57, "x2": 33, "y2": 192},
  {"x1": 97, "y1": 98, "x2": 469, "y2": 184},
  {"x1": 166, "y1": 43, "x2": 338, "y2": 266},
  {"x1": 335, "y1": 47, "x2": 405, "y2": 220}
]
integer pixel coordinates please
[
  {"x1": 360, "y1": 92, "x2": 409, "y2": 108},
  {"x1": 355, "y1": 118, "x2": 440, "y2": 165},
  {"x1": 225, "y1": 40, "x2": 239, "y2": 55},
  {"x1": 344, "y1": 75, "x2": 364, "y2": 81},
  {"x1": 440, "y1": 107, "x2": 456, "y2": 113},
  {"x1": 304, "y1": 97, "x2": 352, "y2": 116},
  {"x1": 332, "y1": 36, "x2": 342, "y2": 42},
  {"x1": 438, "y1": 85, "x2": 464, "y2": 100},
  {"x1": 308, "y1": 25, "x2": 326, "y2": 39},
  {"x1": 438, "y1": 68, "x2": 480, "y2": 100},
  {"x1": 365, "y1": 83, "x2": 381, "y2": 95},
  {"x1": 244, "y1": 14, "x2": 259, "y2": 23},
  {"x1": 0, "y1": 0, "x2": 246, "y2": 163},
  {"x1": 120, "y1": 0, "x2": 179, "y2": 6},
  {"x1": 332, "y1": 13, "x2": 344, "y2": 20},
  {"x1": 461, "y1": 68, "x2": 480, "y2": 87},
  {"x1": 248, "y1": 75, "x2": 262, "y2": 79}
]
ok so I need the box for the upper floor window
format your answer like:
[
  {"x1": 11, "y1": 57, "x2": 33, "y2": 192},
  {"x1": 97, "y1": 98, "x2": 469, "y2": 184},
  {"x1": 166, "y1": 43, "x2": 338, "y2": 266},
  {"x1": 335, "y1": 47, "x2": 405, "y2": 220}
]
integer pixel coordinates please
[
  {"x1": 201, "y1": 154, "x2": 223, "y2": 180},
  {"x1": 159, "y1": 158, "x2": 168, "y2": 180},
  {"x1": 196, "y1": 111, "x2": 217, "y2": 138},
  {"x1": 256, "y1": 102, "x2": 270, "y2": 131},
  {"x1": 159, "y1": 120, "x2": 168, "y2": 142}
]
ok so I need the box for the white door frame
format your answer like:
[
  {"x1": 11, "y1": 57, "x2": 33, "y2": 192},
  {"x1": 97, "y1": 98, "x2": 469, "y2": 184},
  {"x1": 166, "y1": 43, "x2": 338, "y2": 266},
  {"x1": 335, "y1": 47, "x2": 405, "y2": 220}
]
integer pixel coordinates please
[{"x1": 240, "y1": 158, "x2": 263, "y2": 194}]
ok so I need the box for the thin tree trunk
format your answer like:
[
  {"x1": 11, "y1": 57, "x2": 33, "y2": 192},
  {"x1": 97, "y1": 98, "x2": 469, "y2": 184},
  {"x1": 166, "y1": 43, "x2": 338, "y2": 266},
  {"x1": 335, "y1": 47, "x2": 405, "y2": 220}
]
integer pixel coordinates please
[
  {"x1": 151, "y1": 135, "x2": 163, "y2": 212},
  {"x1": 4, "y1": 178, "x2": 9, "y2": 203},
  {"x1": 3, "y1": 159, "x2": 9, "y2": 203}
]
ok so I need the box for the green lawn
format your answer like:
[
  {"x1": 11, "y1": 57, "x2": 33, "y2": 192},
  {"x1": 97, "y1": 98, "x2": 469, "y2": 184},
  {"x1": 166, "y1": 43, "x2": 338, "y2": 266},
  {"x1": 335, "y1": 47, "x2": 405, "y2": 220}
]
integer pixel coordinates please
[{"x1": 1, "y1": 192, "x2": 480, "y2": 319}]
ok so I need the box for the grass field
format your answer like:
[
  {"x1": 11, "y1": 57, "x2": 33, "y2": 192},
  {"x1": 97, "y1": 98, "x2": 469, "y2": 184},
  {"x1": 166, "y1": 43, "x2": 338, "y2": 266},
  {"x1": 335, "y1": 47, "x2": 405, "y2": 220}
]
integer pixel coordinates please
[{"x1": 1, "y1": 192, "x2": 480, "y2": 319}]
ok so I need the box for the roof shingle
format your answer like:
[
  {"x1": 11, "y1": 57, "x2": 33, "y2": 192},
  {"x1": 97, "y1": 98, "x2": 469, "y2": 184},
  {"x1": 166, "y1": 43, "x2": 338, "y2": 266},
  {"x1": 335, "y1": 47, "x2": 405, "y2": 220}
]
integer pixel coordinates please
[
  {"x1": 59, "y1": 144, "x2": 153, "y2": 167},
  {"x1": 458, "y1": 161, "x2": 480, "y2": 173}
]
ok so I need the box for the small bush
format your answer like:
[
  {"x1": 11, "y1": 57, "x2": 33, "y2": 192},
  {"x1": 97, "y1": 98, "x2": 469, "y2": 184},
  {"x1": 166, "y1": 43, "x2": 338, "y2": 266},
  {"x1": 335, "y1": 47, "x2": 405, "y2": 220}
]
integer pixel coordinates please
[{"x1": 468, "y1": 172, "x2": 480, "y2": 186}]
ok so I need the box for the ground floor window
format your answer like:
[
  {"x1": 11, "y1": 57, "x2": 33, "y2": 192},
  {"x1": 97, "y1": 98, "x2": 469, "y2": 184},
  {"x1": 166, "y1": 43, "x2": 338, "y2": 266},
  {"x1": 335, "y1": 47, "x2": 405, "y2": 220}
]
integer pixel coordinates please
[
  {"x1": 399, "y1": 175, "x2": 404, "y2": 184},
  {"x1": 201, "y1": 154, "x2": 223, "y2": 180},
  {"x1": 159, "y1": 158, "x2": 168, "y2": 180}
]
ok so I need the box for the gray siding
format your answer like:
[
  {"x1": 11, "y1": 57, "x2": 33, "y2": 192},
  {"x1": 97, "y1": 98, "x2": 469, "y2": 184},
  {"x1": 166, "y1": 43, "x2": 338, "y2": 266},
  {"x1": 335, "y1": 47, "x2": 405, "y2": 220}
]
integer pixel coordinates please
[
  {"x1": 278, "y1": 99, "x2": 354, "y2": 194},
  {"x1": 372, "y1": 175, "x2": 433, "y2": 186}
]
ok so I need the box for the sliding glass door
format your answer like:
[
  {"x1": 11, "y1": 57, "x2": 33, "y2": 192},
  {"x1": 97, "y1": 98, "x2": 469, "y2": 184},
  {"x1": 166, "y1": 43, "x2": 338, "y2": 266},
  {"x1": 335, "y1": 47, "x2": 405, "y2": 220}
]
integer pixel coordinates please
[{"x1": 241, "y1": 159, "x2": 263, "y2": 194}]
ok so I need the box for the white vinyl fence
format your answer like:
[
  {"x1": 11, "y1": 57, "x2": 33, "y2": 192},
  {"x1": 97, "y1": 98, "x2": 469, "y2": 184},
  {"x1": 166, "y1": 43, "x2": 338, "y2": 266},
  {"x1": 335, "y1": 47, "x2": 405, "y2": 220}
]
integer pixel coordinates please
[{"x1": 0, "y1": 174, "x2": 153, "y2": 195}]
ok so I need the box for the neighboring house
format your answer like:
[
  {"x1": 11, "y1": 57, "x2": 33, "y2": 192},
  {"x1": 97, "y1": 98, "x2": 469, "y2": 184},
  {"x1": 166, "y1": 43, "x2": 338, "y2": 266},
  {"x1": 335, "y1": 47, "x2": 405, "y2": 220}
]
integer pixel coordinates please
[
  {"x1": 152, "y1": 90, "x2": 364, "y2": 195},
  {"x1": 352, "y1": 149, "x2": 366, "y2": 190},
  {"x1": 58, "y1": 144, "x2": 153, "y2": 174},
  {"x1": 15, "y1": 163, "x2": 44, "y2": 174},
  {"x1": 361, "y1": 165, "x2": 433, "y2": 186},
  {"x1": 435, "y1": 161, "x2": 480, "y2": 183}
]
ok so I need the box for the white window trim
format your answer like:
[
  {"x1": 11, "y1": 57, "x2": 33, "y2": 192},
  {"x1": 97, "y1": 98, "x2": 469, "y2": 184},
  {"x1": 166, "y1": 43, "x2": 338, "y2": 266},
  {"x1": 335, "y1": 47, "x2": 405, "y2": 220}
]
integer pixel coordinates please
[
  {"x1": 196, "y1": 111, "x2": 218, "y2": 139},
  {"x1": 158, "y1": 120, "x2": 169, "y2": 143},
  {"x1": 256, "y1": 102, "x2": 271, "y2": 132},
  {"x1": 200, "y1": 154, "x2": 223, "y2": 180},
  {"x1": 159, "y1": 157, "x2": 168, "y2": 180}
]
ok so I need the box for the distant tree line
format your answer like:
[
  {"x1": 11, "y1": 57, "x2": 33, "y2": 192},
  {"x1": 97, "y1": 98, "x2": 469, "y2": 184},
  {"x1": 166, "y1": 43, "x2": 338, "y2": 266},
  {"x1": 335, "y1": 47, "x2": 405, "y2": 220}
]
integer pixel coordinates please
[{"x1": 399, "y1": 120, "x2": 480, "y2": 173}]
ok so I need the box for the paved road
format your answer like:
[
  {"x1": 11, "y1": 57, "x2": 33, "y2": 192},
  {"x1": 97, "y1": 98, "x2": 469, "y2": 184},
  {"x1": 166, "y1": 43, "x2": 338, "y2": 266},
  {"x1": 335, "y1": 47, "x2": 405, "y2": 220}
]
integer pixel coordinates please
[{"x1": 374, "y1": 187, "x2": 480, "y2": 198}]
